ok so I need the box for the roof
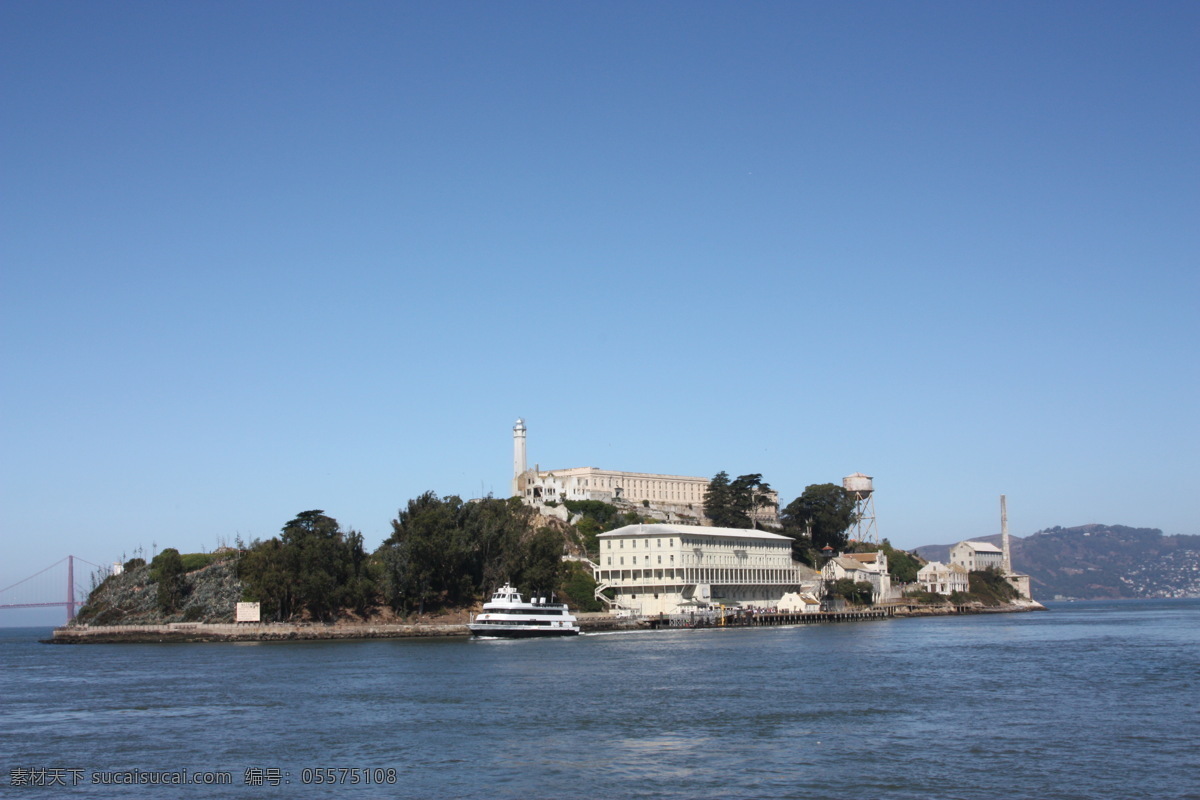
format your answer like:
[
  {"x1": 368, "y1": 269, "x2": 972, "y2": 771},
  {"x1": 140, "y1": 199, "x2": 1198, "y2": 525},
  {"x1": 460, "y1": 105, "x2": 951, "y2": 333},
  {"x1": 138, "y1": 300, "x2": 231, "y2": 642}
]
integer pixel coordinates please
[
  {"x1": 598, "y1": 523, "x2": 794, "y2": 542},
  {"x1": 956, "y1": 540, "x2": 1003, "y2": 553},
  {"x1": 535, "y1": 466, "x2": 710, "y2": 482},
  {"x1": 845, "y1": 552, "x2": 881, "y2": 563},
  {"x1": 829, "y1": 557, "x2": 867, "y2": 571}
]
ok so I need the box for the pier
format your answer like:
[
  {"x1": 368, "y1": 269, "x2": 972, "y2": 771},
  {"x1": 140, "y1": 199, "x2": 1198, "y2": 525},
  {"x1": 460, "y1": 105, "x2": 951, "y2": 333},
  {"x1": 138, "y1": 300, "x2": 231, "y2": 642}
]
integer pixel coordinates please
[{"x1": 648, "y1": 607, "x2": 893, "y2": 629}]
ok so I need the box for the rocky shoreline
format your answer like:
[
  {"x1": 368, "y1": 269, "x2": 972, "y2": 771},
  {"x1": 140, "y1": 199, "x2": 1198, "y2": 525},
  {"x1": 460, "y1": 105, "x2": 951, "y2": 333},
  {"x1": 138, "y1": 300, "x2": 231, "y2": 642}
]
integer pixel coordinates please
[
  {"x1": 45, "y1": 602, "x2": 1043, "y2": 643},
  {"x1": 891, "y1": 599, "x2": 1046, "y2": 617}
]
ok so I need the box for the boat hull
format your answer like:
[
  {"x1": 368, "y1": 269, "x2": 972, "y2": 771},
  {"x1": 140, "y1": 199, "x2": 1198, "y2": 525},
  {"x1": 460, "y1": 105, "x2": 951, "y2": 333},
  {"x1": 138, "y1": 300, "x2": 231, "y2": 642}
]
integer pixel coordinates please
[{"x1": 468, "y1": 624, "x2": 580, "y2": 638}]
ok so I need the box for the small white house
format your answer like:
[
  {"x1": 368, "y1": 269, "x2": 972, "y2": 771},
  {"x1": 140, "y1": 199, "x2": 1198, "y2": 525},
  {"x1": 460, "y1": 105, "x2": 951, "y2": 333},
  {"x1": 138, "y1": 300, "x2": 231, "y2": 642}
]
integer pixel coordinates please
[
  {"x1": 778, "y1": 591, "x2": 822, "y2": 613},
  {"x1": 822, "y1": 551, "x2": 892, "y2": 604}
]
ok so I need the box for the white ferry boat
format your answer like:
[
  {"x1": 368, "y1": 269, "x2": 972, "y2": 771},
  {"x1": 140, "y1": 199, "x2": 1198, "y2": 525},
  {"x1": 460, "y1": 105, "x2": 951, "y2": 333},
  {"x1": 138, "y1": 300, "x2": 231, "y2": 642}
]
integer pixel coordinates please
[{"x1": 468, "y1": 583, "x2": 580, "y2": 638}]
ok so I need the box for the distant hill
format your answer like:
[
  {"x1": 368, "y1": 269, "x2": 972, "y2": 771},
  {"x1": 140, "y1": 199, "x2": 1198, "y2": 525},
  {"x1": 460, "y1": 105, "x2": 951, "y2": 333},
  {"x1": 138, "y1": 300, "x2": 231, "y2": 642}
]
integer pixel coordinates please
[{"x1": 915, "y1": 524, "x2": 1200, "y2": 600}]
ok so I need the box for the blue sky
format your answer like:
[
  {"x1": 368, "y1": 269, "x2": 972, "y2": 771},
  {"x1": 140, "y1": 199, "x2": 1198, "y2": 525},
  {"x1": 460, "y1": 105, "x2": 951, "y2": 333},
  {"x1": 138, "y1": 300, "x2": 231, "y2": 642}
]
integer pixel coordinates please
[{"x1": 2, "y1": 2, "x2": 1197, "y2": 624}]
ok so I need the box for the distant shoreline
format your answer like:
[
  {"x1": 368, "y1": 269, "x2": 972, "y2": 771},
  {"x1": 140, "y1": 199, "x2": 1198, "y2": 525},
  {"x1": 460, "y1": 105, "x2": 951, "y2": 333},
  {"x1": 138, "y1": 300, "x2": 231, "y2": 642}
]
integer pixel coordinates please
[{"x1": 44, "y1": 601, "x2": 1044, "y2": 644}]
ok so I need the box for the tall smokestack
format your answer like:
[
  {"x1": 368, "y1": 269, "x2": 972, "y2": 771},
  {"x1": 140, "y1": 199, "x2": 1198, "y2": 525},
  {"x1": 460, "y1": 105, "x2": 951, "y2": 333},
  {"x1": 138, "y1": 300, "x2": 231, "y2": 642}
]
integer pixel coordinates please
[{"x1": 1001, "y1": 494, "x2": 1012, "y2": 575}]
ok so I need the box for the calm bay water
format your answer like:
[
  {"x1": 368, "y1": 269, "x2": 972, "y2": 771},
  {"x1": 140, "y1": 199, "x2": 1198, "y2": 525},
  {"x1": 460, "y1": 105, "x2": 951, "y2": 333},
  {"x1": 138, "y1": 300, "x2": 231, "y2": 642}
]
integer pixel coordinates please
[{"x1": 3, "y1": 599, "x2": 1198, "y2": 799}]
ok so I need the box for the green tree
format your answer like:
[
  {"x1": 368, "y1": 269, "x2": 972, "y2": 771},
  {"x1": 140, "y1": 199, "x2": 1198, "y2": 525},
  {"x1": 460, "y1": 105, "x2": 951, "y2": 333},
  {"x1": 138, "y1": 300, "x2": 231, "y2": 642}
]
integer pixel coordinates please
[
  {"x1": 380, "y1": 492, "x2": 547, "y2": 614},
  {"x1": 847, "y1": 538, "x2": 923, "y2": 583},
  {"x1": 460, "y1": 496, "x2": 537, "y2": 594},
  {"x1": 826, "y1": 578, "x2": 874, "y2": 605},
  {"x1": 279, "y1": 510, "x2": 370, "y2": 620},
  {"x1": 150, "y1": 548, "x2": 186, "y2": 614},
  {"x1": 559, "y1": 562, "x2": 605, "y2": 612},
  {"x1": 238, "y1": 510, "x2": 372, "y2": 621},
  {"x1": 564, "y1": 499, "x2": 629, "y2": 556},
  {"x1": 385, "y1": 492, "x2": 468, "y2": 614},
  {"x1": 781, "y1": 484, "x2": 858, "y2": 551},
  {"x1": 962, "y1": 567, "x2": 1020, "y2": 605},
  {"x1": 705, "y1": 472, "x2": 775, "y2": 528},
  {"x1": 520, "y1": 527, "x2": 564, "y2": 598},
  {"x1": 704, "y1": 472, "x2": 743, "y2": 528},
  {"x1": 730, "y1": 473, "x2": 775, "y2": 529},
  {"x1": 703, "y1": 471, "x2": 736, "y2": 526},
  {"x1": 883, "y1": 540, "x2": 922, "y2": 583},
  {"x1": 372, "y1": 535, "x2": 412, "y2": 613},
  {"x1": 239, "y1": 538, "x2": 294, "y2": 620}
]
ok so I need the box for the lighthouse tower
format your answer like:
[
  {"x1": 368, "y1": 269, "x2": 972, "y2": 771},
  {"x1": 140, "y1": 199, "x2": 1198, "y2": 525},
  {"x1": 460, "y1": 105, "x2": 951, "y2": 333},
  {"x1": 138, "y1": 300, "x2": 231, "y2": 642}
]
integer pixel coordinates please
[{"x1": 512, "y1": 418, "x2": 527, "y2": 497}]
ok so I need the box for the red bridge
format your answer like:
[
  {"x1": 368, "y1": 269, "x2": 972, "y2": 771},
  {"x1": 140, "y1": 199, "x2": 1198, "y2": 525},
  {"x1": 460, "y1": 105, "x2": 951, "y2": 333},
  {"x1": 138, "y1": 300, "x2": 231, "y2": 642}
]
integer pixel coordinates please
[{"x1": 0, "y1": 556, "x2": 108, "y2": 624}]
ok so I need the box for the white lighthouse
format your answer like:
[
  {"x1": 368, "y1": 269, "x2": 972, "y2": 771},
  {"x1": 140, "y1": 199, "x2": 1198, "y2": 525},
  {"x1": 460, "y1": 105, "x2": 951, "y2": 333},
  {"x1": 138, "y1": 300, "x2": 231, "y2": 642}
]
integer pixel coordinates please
[{"x1": 512, "y1": 418, "x2": 527, "y2": 497}]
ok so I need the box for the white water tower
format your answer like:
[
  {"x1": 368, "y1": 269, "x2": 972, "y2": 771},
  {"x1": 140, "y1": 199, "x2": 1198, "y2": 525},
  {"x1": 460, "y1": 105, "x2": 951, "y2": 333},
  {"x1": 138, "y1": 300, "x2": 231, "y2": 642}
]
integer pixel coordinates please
[{"x1": 843, "y1": 472, "x2": 879, "y2": 545}]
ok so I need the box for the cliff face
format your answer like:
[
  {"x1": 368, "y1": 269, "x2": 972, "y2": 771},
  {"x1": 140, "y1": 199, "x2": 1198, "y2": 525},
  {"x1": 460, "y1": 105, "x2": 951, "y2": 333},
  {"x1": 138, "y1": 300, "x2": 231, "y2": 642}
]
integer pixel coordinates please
[
  {"x1": 916, "y1": 525, "x2": 1200, "y2": 600},
  {"x1": 75, "y1": 559, "x2": 243, "y2": 625}
]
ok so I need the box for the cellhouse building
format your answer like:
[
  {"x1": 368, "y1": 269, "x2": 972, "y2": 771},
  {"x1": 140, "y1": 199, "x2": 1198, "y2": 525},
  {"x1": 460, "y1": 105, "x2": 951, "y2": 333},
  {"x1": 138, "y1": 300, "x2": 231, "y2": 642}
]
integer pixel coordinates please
[
  {"x1": 593, "y1": 523, "x2": 821, "y2": 616},
  {"x1": 510, "y1": 418, "x2": 777, "y2": 525}
]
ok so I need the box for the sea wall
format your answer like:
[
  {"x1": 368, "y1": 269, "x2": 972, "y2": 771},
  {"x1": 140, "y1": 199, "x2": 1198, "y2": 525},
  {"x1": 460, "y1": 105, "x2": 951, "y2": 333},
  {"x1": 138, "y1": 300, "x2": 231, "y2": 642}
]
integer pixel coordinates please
[
  {"x1": 47, "y1": 602, "x2": 1042, "y2": 643},
  {"x1": 48, "y1": 622, "x2": 470, "y2": 643},
  {"x1": 48, "y1": 615, "x2": 649, "y2": 643}
]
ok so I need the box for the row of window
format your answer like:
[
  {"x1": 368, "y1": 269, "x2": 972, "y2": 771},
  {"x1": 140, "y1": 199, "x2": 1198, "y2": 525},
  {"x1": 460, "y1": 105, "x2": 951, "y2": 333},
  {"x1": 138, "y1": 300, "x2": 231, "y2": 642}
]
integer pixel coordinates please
[
  {"x1": 599, "y1": 568, "x2": 805, "y2": 581},
  {"x1": 607, "y1": 538, "x2": 674, "y2": 550},
  {"x1": 607, "y1": 554, "x2": 675, "y2": 566},
  {"x1": 480, "y1": 608, "x2": 565, "y2": 616}
]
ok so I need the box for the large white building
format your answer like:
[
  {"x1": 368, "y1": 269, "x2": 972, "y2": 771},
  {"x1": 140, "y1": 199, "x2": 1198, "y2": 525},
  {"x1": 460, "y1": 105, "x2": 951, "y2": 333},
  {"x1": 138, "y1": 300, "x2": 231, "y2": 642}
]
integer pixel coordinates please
[
  {"x1": 593, "y1": 523, "x2": 820, "y2": 616},
  {"x1": 510, "y1": 419, "x2": 776, "y2": 524},
  {"x1": 950, "y1": 541, "x2": 1004, "y2": 572},
  {"x1": 947, "y1": 538, "x2": 1033, "y2": 600}
]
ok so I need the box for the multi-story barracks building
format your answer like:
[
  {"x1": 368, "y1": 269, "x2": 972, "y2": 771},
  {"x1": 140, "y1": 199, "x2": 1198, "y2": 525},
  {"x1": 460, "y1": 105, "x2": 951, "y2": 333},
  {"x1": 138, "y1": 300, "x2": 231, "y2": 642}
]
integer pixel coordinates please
[{"x1": 593, "y1": 523, "x2": 820, "y2": 616}]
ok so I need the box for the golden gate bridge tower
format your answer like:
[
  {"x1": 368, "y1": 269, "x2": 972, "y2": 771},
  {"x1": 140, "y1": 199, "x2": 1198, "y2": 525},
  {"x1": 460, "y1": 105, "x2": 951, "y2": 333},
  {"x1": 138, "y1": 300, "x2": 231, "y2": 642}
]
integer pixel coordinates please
[{"x1": 0, "y1": 555, "x2": 105, "y2": 624}]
